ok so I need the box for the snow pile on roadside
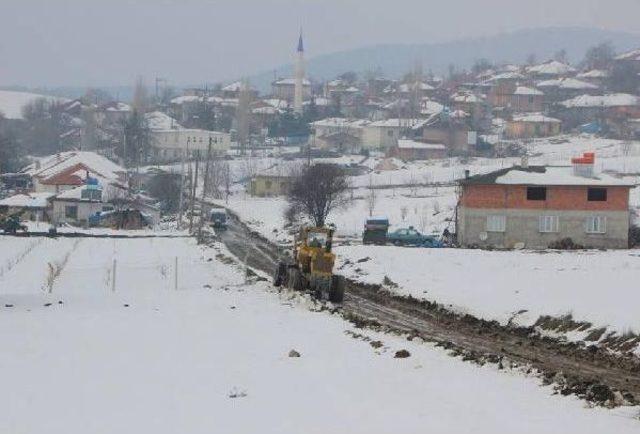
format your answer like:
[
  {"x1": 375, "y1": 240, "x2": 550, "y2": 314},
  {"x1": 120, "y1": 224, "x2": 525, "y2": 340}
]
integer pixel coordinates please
[
  {"x1": 1, "y1": 236, "x2": 639, "y2": 433},
  {"x1": 336, "y1": 246, "x2": 640, "y2": 349}
]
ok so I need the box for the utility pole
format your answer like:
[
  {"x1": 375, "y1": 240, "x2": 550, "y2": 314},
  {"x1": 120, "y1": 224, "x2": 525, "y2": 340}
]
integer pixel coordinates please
[
  {"x1": 197, "y1": 140, "x2": 213, "y2": 243},
  {"x1": 188, "y1": 150, "x2": 200, "y2": 233},
  {"x1": 177, "y1": 138, "x2": 189, "y2": 230}
]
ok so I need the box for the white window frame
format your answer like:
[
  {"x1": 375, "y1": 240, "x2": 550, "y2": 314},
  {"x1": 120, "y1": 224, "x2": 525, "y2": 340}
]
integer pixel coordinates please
[
  {"x1": 539, "y1": 215, "x2": 559, "y2": 233},
  {"x1": 585, "y1": 216, "x2": 606, "y2": 234},
  {"x1": 486, "y1": 215, "x2": 506, "y2": 233}
]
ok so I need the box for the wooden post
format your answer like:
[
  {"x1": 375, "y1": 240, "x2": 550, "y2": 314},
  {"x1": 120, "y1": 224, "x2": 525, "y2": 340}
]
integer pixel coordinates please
[
  {"x1": 189, "y1": 150, "x2": 200, "y2": 233},
  {"x1": 111, "y1": 258, "x2": 117, "y2": 292}
]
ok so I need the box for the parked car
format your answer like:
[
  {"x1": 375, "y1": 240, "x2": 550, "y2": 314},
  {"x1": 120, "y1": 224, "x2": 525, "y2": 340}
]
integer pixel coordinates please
[{"x1": 387, "y1": 226, "x2": 442, "y2": 247}]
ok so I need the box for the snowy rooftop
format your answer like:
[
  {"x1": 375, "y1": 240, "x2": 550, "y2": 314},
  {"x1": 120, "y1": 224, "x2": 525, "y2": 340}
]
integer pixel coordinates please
[
  {"x1": 104, "y1": 102, "x2": 132, "y2": 112},
  {"x1": 222, "y1": 81, "x2": 243, "y2": 92},
  {"x1": 485, "y1": 72, "x2": 525, "y2": 82},
  {"x1": 462, "y1": 165, "x2": 634, "y2": 187},
  {"x1": 311, "y1": 118, "x2": 370, "y2": 128},
  {"x1": 561, "y1": 93, "x2": 640, "y2": 108},
  {"x1": 396, "y1": 139, "x2": 446, "y2": 150},
  {"x1": 513, "y1": 86, "x2": 543, "y2": 96},
  {"x1": 273, "y1": 78, "x2": 311, "y2": 86},
  {"x1": 537, "y1": 78, "x2": 598, "y2": 90},
  {"x1": 145, "y1": 111, "x2": 182, "y2": 130},
  {"x1": 0, "y1": 192, "x2": 54, "y2": 208},
  {"x1": 398, "y1": 82, "x2": 434, "y2": 92},
  {"x1": 576, "y1": 69, "x2": 610, "y2": 79},
  {"x1": 24, "y1": 151, "x2": 125, "y2": 183},
  {"x1": 615, "y1": 48, "x2": 640, "y2": 61},
  {"x1": 451, "y1": 92, "x2": 484, "y2": 103},
  {"x1": 368, "y1": 118, "x2": 422, "y2": 128},
  {"x1": 511, "y1": 113, "x2": 561, "y2": 123},
  {"x1": 527, "y1": 60, "x2": 576, "y2": 76}
]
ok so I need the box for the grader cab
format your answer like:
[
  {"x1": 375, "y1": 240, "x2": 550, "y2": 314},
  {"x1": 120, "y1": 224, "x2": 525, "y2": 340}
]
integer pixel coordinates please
[{"x1": 273, "y1": 226, "x2": 345, "y2": 303}]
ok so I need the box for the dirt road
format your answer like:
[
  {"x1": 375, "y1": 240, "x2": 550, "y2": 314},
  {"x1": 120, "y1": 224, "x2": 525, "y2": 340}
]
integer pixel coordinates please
[{"x1": 217, "y1": 209, "x2": 640, "y2": 406}]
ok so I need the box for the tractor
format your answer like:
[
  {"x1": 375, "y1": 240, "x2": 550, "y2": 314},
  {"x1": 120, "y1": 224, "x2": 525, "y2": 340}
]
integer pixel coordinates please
[
  {"x1": 0, "y1": 213, "x2": 28, "y2": 234},
  {"x1": 273, "y1": 226, "x2": 345, "y2": 303}
]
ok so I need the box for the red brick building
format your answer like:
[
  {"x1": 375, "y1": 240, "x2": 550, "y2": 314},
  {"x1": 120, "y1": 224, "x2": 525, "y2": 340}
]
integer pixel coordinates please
[{"x1": 457, "y1": 154, "x2": 635, "y2": 249}]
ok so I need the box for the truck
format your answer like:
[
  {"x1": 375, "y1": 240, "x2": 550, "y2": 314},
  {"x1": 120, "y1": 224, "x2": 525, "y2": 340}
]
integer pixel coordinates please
[
  {"x1": 362, "y1": 216, "x2": 389, "y2": 245},
  {"x1": 209, "y1": 208, "x2": 228, "y2": 230},
  {"x1": 273, "y1": 226, "x2": 345, "y2": 303}
]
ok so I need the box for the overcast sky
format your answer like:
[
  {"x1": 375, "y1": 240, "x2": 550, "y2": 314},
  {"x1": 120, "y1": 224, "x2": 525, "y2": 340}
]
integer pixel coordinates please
[{"x1": 1, "y1": 0, "x2": 639, "y2": 87}]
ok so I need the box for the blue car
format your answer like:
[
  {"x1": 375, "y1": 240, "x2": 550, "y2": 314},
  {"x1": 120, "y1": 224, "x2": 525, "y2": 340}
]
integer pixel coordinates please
[{"x1": 387, "y1": 227, "x2": 442, "y2": 247}]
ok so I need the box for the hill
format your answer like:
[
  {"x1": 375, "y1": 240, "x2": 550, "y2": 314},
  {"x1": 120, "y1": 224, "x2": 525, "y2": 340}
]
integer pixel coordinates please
[{"x1": 249, "y1": 27, "x2": 640, "y2": 92}]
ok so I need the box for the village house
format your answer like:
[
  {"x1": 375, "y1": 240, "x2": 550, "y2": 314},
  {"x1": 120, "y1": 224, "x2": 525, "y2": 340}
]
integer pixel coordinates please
[
  {"x1": 418, "y1": 115, "x2": 477, "y2": 154},
  {"x1": 271, "y1": 78, "x2": 311, "y2": 103},
  {"x1": 0, "y1": 192, "x2": 54, "y2": 222},
  {"x1": 526, "y1": 60, "x2": 576, "y2": 79},
  {"x1": 456, "y1": 153, "x2": 635, "y2": 249},
  {"x1": 149, "y1": 128, "x2": 231, "y2": 162},
  {"x1": 558, "y1": 93, "x2": 640, "y2": 133},
  {"x1": 387, "y1": 139, "x2": 447, "y2": 161},
  {"x1": 248, "y1": 162, "x2": 302, "y2": 197},
  {"x1": 505, "y1": 113, "x2": 562, "y2": 139},
  {"x1": 50, "y1": 183, "x2": 110, "y2": 226},
  {"x1": 310, "y1": 118, "x2": 369, "y2": 152},
  {"x1": 23, "y1": 151, "x2": 126, "y2": 194},
  {"x1": 536, "y1": 78, "x2": 599, "y2": 105},
  {"x1": 488, "y1": 84, "x2": 544, "y2": 113}
]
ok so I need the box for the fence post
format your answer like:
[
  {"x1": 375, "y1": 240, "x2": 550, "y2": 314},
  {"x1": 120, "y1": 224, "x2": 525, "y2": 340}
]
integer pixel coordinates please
[
  {"x1": 111, "y1": 259, "x2": 117, "y2": 292},
  {"x1": 174, "y1": 256, "x2": 178, "y2": 291}
]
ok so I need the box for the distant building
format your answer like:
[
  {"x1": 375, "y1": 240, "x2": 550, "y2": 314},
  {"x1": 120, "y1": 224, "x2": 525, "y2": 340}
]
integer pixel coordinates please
[
  {"x1": 387, "y1": 139, "x2": 447, "y2": 161},
  {"x1": 488, "y1": 84, "x2": 544, "y2": 112},
  {"x1": 456, "y1": 153, "x2": 635, "y2": 249},
  {"x1": 271, "y1": 78, "x2": 311, "y2": 103},
  {"x1": 149, "y1": 129, "x2": 230, "y2": 162},
  {"x1": 505, "y1": 113, "x2": 562, "y2": 139},
  {"x1": 23, "y1": 151, "x2": 126, "y2": 194}
]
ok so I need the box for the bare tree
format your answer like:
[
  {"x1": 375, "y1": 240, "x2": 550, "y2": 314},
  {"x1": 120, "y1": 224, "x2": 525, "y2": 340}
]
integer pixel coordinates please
[
  {"x1": 132, "y1": 76, "x2": 149, "y2": 113},
  {"x1": 582, "y1": 42, "x2": 614, "y2": 70},
  {"x1": 286, "y1": 163, "x2": 351, "y2": 227}
]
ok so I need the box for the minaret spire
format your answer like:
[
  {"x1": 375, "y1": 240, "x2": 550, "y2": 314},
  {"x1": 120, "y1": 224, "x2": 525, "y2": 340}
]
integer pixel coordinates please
[{"x1": 293, "y1": 28, "x2": 305, "y2": 115}]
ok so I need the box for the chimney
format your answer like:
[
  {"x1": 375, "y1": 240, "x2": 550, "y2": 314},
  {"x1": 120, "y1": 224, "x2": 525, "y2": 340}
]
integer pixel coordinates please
[
  {"x1": 521, "y1": 155, "x2": 529, "y2": 168},
  {"x1": 464, "y1": 169, "x2": 470, "y2": 179},
  {"x1": 571, "y1": 152, "x2": 595, "y2": 177}
]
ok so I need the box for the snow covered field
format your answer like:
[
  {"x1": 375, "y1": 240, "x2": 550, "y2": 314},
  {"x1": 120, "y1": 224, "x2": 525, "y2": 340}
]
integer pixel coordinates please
[
  {"x1": 336, "y1": 246, "x2": 640, "y2": 351},
  {"x1": 0, "y1": 90, "x2": 66, "y2": 119},
  {"x1": 219, "y1": 134, "x2": 640, "y2": 245},
  {"x1": 1, "y1": 235, "x2": 639, "y2": 433}
]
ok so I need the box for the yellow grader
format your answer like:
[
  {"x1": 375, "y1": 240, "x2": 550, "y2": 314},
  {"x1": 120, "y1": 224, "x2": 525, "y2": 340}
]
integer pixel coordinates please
[{"x1": 273, "y1": 226, "x2": 345, "y2": 303}]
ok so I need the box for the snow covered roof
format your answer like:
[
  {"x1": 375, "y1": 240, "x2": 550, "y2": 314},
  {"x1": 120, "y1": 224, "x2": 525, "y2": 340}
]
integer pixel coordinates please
[
  {"x1": 273, "y1": 78, "x2": 311, "y2": 86},
  {"x1": 0, "y1": 192, "x2": 54, "y2": 208},
  {"x1": 450, "y1": 109, "x2": 469, "y2": 119},
  {"x1": 368, "y1": 118, "x2": 422, "y2": 128},
  {"x1": 451, "y1": 92, "x2": 484, "y2": 103},
  {"x1": 0, "y1": 90, "x2": 68, "y2": 120},
  {"x1": 222, "y1": 81, "x2": 243, "y2": 92},
  {"x1": 561, "y1": 93, "x2": 640, "y2": 108},
  {"x1": 615, "y1": 49, "x2": 640, "y2": 61},
  {"x1": 145, "y1": 111, "x2": 182, "y2": 130},
  {"x1": 513, "y1": 86, "x2": 543, "y2": 96},
  {"x1": 104, "y1": 102, "x2": 131, "y2": 112},
  {"x1": 312, "y1": 117, "x2": 370, "y2": 128},
  {"x1": 170, "y1": 95, "x2": 201, "y2": 105},
  {"x1": 24, "y1": 152, "x2": 125, "y2": 184},
  {"x1": 485, "y1": 72, "x2": 525, "y2": 82},
  {"x1": 263, "y1": 98, "x2": 290, "y2": 109},
  {"x1": 461, "y1": 165, "x2": 634, "y2": 187},
  {"x1": 420, "y1": 99, "x2": 444, "y2": 116},
  {"x1": 527, "y1": 60, "x2": 576, "y2": 76},
  {"x1": 576, "y1": 69, "x2": 609, "y2": 79},
  {"x1": 536, "y1": 78, "x2": 598, "y2": 90},
  {"x1": 396, "y1": 139, "x2": 446, "y2": 150},
  {"x1": 511, "y1": 113, "x2": 561, "y2": 123},
  {"x1": 304, "y1": 97, "x2": 330, "y2": 106}
]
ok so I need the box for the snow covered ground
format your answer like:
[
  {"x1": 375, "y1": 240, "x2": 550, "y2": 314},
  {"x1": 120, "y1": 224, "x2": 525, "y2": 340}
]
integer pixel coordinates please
[
  {"x1": 1, "y1": 235, "x2": 639, "y2": 433},
  {"x1": 336, "y1": 245, "x2": 640, "y2": 352}
]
